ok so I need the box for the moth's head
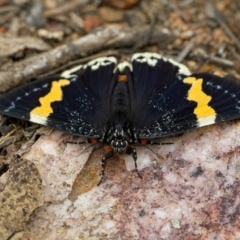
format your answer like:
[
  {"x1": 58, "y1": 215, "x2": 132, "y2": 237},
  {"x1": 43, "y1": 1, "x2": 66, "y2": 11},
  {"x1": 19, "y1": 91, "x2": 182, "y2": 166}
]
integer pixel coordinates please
[
  {"x1": 110, "y1": 137, "x2": 128, "y2": 153},
  {"x1": 109, "y1": 124, "x2": 129, "y2": 153},
  {"x1": 104, "y1": 114, "x2": 136, "y2": 153}
]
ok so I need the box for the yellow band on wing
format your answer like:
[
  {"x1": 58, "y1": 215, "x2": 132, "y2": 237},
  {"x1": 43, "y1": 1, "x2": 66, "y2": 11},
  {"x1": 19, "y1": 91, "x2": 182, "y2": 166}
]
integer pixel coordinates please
[
  {"x1": 30, "y1": 79, "x2": 70, "y2": 121},
  {"x1": 183, "y1": 77, "x2": 216, "y2": 126}
]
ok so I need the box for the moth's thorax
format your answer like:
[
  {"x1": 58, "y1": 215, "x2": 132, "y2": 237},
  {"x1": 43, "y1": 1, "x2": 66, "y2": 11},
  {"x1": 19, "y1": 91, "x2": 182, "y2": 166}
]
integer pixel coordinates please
[{"x1": 111, "y1": 80, "x2": 130, "y2": 113}]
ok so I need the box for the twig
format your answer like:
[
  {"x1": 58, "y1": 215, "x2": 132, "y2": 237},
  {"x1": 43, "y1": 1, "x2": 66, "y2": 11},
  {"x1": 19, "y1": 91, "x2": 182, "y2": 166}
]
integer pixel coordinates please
[
  {"x1": 192, "y1": 48, "x2": 235, "y2": 68},
  {"x1": 228, "y1": 46, "x2": 240, "y2": 61},
  {"x1": 165, "y1": 0, "x2": 190, "y2": 22},
  {"x1": 0, "y1": 5, "x2": 18, "y2": 14},
  {"x1": 0, "y1": 126, "x2": 21, "y2": 148},
  {"x1": 38, "y1": 50, "x2": 120, "y2": 79},
  {"x1": 132, "y1": 14, "x2": 157, "y2": 51},
  {"x1": 207, "y1": 56, "x2": 234, "y2": 67},
  {"x1": 209, "y1": 3, "x2": 240, "y2": 51},
  {"x1": 175, "y1": 38, "x2": 195, "y2": 62},
  {"x1": 0, "y1": 25, "x2": 171, "y2": 93},
  {"x1": 44, "y1": 0, "x2": 92, "y2": 18}
]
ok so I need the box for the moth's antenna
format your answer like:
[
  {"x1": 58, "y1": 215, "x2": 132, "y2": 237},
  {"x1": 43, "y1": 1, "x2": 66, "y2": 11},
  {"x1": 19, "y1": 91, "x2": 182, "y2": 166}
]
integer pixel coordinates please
[
  {"x1": 65, "y1": 139, "x2": 102, "y2": 156},
  {"x1": 137, "y1": 141, "x2": 173, "y2": 159}
]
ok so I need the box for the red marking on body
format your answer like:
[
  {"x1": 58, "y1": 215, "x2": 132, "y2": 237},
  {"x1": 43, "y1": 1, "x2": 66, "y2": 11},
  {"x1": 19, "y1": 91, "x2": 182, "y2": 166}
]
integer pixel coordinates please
[
  {"x1": 89, "y1": 138, "x2": 98, "y2": 144},
  {"x1": 140, "y1": 139, "x2": 148, "y2": 145},
  {"x1": 118, "y1": 75, "x2": 128, "y2": 82},
  {"x1": 103, "y1": 145, "x2": 113, "y2": 153}
]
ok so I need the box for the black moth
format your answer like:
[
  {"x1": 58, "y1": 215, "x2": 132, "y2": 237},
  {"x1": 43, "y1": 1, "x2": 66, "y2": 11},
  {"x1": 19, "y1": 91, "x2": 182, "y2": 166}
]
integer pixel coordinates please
[{"x1": 1, "y1": 52, "x2": 240, "y2": 184}]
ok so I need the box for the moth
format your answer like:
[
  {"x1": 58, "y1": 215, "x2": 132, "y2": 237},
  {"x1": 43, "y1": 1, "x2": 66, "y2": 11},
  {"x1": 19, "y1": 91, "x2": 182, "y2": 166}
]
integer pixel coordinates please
[{"x1": 1, "y1": 52, "x2": 240, "y2": 184}]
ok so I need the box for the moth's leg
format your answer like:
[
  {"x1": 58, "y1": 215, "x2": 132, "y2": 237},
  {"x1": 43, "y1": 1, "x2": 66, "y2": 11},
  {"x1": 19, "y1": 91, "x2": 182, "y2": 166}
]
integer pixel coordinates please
[
  {"x1": 66, "y1": 138, "x2": 98, "y2": 145},
  {"x1": 140, "y1": 139, "x2": 173, "y2": 145},
  {"x1": 126, "y1": 145, "x2": 142, "y2": 179},
  {"x1": 98, "y1": 145, "x2": 114, "y2": 186},
  {"x1": 150, "y1": 142, "x2": 173, "y2": 145}
]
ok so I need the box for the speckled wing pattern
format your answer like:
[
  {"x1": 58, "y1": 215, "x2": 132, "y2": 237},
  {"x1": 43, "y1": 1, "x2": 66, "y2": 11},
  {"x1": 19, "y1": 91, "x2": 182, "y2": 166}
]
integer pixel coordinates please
[
  {"x1": 1, "y1": 52, "x2": 240, "y2": 140},
  {"x1": 0, "y1": 57, "x2": 118, "y2": 137},
  {"x1": 125, "y1": 53, "x2": 240, "y2": 138}
]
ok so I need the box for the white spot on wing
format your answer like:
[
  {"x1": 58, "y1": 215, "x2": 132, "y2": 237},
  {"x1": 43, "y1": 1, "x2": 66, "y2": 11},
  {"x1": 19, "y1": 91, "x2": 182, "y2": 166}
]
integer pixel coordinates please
[
  {"x1": 197, "y1": 116, "x2": 216, "y2": 127},
  {"x1": 86, "y1": 56, "x2": 117, "y2": 71},
  {"x1": 61, "y1": 56, "x2": 117, "y2": 78},
  {"x1": 61, "y1": 65, "x2": 83, "y2": 79},
  {"x1": 5, "y1": 103, "x2": 15, "y2": 112},
  {"x1": 30, "y1": 114, "x2": 47, "y2": 125},
  {"x1": 132, "y1": 52, "x2": 160, "y2": 67},
  {"x1": 131, "y1": 52, "x2": 191, "y2": 75}
]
